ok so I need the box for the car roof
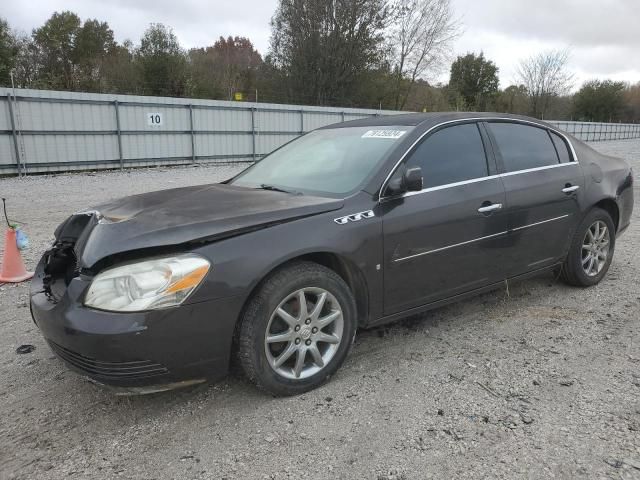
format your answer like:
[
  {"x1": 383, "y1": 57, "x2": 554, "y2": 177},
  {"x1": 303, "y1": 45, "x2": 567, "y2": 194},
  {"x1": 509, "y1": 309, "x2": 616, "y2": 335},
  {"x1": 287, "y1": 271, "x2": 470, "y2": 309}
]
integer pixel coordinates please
[{"x1": 322, "y1": 112, "x2": 555, "y2": 130}]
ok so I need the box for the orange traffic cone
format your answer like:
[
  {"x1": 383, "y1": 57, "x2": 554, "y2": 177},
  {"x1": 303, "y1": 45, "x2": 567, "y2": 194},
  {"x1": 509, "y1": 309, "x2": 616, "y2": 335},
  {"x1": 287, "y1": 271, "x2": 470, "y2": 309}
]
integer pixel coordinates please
[{"x1": 0, "y1": 228, "x2": 34, "y2": 283}]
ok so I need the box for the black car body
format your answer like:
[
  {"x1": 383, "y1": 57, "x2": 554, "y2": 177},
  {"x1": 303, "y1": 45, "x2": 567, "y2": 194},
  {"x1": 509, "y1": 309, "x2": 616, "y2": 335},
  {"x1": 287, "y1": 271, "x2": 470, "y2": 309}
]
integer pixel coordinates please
[{"x1": 30, "y1": 113, "x2": 634, "y2": 395}]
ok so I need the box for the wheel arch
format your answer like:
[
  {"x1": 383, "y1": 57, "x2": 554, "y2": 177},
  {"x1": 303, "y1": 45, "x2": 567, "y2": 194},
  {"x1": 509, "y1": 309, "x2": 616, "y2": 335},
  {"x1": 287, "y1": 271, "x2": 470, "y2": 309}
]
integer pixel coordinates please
[
  {"x1": 591, "y1": 197, "x2": 620, "y2": 231},
  {"x1": 231, "y1": 251, "x2": 370, "y2": 353}
]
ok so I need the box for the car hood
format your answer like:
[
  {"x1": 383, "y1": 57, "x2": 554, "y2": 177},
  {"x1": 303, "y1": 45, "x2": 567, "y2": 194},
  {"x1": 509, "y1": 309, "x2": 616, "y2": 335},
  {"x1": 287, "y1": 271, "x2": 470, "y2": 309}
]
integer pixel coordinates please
[{"x1": 60, "y1": 183, "x2": 344, "y2": 268}]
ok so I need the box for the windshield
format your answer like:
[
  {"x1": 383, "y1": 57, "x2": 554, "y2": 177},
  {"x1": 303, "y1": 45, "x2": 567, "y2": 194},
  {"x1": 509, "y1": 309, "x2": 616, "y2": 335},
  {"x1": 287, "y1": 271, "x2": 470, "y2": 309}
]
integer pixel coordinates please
[{"x1": 231, "y1": 126, "x2": 413, "y2": 195}]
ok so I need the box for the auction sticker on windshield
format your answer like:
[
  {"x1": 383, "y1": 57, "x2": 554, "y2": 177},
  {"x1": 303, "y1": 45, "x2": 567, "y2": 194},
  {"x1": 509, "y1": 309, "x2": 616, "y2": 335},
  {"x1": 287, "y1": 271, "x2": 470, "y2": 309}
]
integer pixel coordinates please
[{"x1": 361, "y1": 130, "x2": 407, "y2": 139}]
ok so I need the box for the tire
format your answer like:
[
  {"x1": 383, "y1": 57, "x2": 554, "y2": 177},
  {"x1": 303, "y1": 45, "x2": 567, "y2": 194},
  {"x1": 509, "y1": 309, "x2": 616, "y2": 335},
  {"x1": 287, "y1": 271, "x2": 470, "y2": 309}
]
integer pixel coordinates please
[
  {"x1": 237, "y1": 261, "x2": 357, "y2": 396},
  {"x1": 560, "y1": 208, "x2": 616, "y2": 287}
]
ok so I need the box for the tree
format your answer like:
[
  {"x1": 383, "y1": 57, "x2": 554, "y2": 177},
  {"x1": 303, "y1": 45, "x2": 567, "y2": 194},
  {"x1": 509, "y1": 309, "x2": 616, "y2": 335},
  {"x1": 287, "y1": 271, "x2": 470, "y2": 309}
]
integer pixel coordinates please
[
  {"x1": 32, "y1": 11, "x2": 81, "y2": 90},
  {"x1": 495, "y1": 85, "x2": 528, "y2": 115},
  {"x1": 189, "y1": 36, "x2": 262, "y2": 100},
  {"x1": 269, "y1": 0, "x2": 388, "y2": 106},
  {"x1": 515, "y1": 49, "x2": 573, "y2": 118},
  {"x1": 136, "y1": 23, "x2": 188, "y2": 96},
  {"x1": 11, "y1": 33, "x2": 42, "y2": 88},
  {"x1": 573, "y1": 80, "x2": 626, "y2": 122},
  {"x1": 448, "y1": 52, "x2": 498, "y2": 111},
  {"x1": 622, "y1": 82, "x2": 640, "y2": 123},
  {"x1": 0, "y1": 18, "x2": 19, "y2": 86},
  {"x1": 387, "y1": 0, "x2": 459, "y2": 110},
  {"x1": 73, "y1": 19, "x2": 116, "y2": 91},
  {"x1": 403, "y1": 80, "x2": 451, "y2": 112},
  {"x1": 101, "y1": 40, "x2": 140, "y2": 94}
]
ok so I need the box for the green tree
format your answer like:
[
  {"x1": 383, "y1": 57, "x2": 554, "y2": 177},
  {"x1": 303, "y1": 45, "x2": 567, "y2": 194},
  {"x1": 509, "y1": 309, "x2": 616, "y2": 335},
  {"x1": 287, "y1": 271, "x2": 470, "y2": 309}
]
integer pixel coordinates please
[
  {"x1": 496, "y1": 85, "x2": 528, "y2": 114},
  {"x1": 136, "y1": 23, "x2": 188, "y2": 96},
  {"x1": 573, "y1": 80, "x2": 626, "y2": 122},
  {"x1": 448, "y1": 52, "x2": 499, "y2": 110},
  {"x1": 0, "y1": 18, "x2": 19, "y2": 86},
  {"x1": 73, "y1": 19, "x2": 116, "y2": 91},
  {"x1": 189, "y1": 36, "x2": 262, "y2": 100},
  {"x1": 269, "y1": 0, "x2": 388, "y2": 106},
  {"x1": 102, "y1": 40, "x2": 140, "y2": 94},
  {"x1": 622, "y1": 82, "x2": 640, "y2": 123},
  {"x1": 32, "y1": 11, "x2": 81, "y2": 90}
]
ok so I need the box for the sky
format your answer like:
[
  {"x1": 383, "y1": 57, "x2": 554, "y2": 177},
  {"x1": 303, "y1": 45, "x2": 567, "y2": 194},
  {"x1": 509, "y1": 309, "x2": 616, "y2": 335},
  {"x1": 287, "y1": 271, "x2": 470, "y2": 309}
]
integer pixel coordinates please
[{"x1": 4, "y1": 0, "x2": 640, "y2": 90}]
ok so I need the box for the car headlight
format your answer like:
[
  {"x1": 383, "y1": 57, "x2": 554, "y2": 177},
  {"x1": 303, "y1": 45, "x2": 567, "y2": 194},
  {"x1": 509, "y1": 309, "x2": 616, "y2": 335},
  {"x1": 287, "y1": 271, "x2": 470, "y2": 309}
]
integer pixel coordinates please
[{"x1": 84, "y1": 254, "x2": 210, "y2": 312}]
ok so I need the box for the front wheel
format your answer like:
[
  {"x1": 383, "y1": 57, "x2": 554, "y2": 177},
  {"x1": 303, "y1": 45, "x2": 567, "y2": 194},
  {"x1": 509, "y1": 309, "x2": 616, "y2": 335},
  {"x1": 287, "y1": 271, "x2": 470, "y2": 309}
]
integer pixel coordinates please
[
  {"x1": 237, "y1": 261, "x2": 357, "y2": 396},
  {"x1": 560, "y1": 208, "x2": 616, "y2": 287}
]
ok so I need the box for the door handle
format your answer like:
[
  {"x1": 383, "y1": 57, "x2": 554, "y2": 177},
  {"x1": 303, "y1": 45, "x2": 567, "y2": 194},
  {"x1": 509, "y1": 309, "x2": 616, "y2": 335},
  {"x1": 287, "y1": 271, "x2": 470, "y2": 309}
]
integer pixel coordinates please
[
  {"x1": 562, "y1": 185, "x2": 580, "y2": 194},
  {"x1": 478, "y1": 203, "x2": 503, "y2": 213}
]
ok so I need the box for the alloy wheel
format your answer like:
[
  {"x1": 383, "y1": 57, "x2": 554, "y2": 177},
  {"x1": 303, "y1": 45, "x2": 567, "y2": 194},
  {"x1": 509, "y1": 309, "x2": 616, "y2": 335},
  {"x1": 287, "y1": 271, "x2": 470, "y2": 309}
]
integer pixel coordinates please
[
  {"x1": 581, "y1": 220, "x2": 610, "y2": 277},
  {"x1": 264, "y1": 287, "x2": 344, "y2": 380}
]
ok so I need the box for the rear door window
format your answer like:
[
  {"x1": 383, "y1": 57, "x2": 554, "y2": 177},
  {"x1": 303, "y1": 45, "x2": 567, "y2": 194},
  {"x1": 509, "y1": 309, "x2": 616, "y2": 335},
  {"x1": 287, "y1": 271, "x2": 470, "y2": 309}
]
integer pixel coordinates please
[
  {"x1": 489, "y1": 123, "x2": 559, "y2": 172},
  {"x1": 549, "y1": 131, "x2": 573, "y2": 163},
  {"x1": 404, "y1": 123, "x2": 489, "y2": 188}
]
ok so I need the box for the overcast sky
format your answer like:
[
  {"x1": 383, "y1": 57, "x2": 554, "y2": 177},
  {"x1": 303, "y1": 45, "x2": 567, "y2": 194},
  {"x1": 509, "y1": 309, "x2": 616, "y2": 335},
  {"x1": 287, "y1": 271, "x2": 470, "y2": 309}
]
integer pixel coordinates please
[{"x1": 5, "y1": 0, "x2": 640, "y2": 90}]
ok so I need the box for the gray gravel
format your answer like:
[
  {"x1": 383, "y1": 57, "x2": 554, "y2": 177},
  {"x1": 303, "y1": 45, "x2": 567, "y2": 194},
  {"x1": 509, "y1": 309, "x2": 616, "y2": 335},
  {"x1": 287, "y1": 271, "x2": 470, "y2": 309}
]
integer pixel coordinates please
[{"x1": 1, "y1": 140, "x2": 640, "y2": 479}]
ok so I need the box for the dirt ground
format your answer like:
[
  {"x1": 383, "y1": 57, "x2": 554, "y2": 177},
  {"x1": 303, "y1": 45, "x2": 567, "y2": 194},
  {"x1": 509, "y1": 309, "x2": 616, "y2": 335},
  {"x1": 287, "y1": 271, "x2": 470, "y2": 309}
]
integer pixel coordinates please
[{"x1": 1, "y1": 140, "x2": 639, "y2": 480}]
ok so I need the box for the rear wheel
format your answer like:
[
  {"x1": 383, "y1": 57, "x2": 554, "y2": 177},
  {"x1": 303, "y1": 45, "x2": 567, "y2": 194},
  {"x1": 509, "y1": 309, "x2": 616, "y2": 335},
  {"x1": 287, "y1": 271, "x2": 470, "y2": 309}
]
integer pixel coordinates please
[
  {"x1": 560, "y1": 208, "x2": 616, "y2": 286},
  {"x1": 237, "y1": 261, "x2": 356, "y2": 396}
]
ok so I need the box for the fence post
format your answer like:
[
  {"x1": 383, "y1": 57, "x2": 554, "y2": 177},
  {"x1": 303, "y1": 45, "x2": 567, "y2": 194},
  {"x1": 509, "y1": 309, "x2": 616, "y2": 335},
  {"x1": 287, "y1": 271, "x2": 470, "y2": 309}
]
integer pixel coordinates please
[
  {"x1": 300, "y1": 109, "x2": 304, "y2": 135},
  {"x1": 6, "y1": 93, "x2": 22, "y2": 177},
  {"x1": 251, "y1": 107, "x2": 256, "y2": 162},
  {"x1": 114, "y1": 100, "x2": 124, "y2": 170},
  {"x1": 341, "y1": 111, "x2": 345, "y2": 123},
  {"x1": 189, "y1": 104, "x2": 196, "y2": 163}
]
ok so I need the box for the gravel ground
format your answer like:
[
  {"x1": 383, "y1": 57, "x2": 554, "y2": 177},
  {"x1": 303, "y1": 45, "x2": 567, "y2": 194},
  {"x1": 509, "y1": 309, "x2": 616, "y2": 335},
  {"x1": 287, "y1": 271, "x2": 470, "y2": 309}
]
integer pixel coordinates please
[{"x1": 1, "y1": 140, "x2": 639, "y2": 480}]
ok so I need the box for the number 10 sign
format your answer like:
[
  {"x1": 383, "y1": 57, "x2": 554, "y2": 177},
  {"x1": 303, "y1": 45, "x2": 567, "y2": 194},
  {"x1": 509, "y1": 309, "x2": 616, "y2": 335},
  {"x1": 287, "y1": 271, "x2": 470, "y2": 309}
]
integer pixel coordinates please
[{"x1": 147, "y1": 113, "x2": 163, "y2": 127}]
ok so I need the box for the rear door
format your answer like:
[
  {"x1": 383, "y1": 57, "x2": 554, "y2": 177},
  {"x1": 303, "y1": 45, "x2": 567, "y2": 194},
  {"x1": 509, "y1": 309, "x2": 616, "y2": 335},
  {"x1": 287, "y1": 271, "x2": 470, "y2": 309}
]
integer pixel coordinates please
[
  {"x1": 381, "y1": 122, "x2": 508, "y2": 315},
  {"x1": 485, "y1": 121, "x2": 584, "y2": 276}
]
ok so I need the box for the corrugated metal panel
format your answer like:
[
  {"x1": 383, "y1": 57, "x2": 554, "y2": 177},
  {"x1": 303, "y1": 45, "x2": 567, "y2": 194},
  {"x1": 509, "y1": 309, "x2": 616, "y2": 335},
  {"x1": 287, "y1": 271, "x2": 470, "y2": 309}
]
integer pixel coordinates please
[
  {"x1": 22, "y1": 134, "x2": 119, "y2": 164},
  {"x1": 0, "y1": 97, "x2": 12, "y2": 131},
  {"x1": 256, "y1": 110, "x2": 301, "y2": 133},
  {"x1": 196, "y1": 133, "x2": 252, "y2": 157},
  {"x1": 0, "y1": 135, "x2": 16, "y2": 167},
  {"x1": 119, "y1": 104, "x2": 190, "y2": 131},
  {"x1": 122, "y1": 134, "x2": 190, "y2": 160},
  {"x1": 194, "y1": 107, "x2": 251, "y2": 131}
]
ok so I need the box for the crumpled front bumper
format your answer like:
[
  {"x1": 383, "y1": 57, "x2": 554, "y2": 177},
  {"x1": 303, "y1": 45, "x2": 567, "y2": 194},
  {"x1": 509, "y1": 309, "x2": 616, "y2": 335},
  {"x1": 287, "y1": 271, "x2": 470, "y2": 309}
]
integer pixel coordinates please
[{"x1": 29, "y1": 257, "x2": 244, "y2": 392}]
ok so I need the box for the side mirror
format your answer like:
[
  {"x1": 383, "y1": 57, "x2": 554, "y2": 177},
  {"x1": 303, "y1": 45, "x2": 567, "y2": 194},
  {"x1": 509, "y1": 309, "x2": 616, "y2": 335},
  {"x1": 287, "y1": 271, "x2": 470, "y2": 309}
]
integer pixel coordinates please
[
  {"x1": 404, "y1": 167, "x2": 423, "y2": 192},
  {"x1": 387, "y1": 167, "x2": 423, "y2": 196}
]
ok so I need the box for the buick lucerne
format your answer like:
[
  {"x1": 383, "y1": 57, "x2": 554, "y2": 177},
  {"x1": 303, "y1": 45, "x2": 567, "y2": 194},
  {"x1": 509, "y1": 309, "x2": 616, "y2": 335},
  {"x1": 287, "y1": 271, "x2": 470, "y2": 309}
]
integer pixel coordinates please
[{"x1": 30, "y1": 113, "x2": 634, "y2": 395}]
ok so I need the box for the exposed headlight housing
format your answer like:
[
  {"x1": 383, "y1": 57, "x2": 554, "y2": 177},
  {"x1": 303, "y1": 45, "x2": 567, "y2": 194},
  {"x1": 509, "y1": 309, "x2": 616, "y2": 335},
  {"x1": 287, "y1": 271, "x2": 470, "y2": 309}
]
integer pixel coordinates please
[{"x1": 84, "y1": 254, "x2": 210, "y2": 312}]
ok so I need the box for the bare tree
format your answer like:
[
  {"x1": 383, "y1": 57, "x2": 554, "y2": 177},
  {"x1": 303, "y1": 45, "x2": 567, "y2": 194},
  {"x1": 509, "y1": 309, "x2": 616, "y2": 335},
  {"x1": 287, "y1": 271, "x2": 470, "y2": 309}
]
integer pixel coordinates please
[
  {"x1": 515, "y1": 49, "x2": 574, "y2": 119},
  {"x1": 388, "y1": 0, "x2": 459, "y2": 110}
]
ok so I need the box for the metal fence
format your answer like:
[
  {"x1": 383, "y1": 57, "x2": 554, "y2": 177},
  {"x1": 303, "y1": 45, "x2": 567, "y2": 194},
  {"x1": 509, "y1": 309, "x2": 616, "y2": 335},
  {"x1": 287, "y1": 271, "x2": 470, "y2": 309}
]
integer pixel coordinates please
[
  {"x1": 549, "y1": 121, "x2": 640, "y2": 142},
  {"x1": 0, "y1": 88, "x2": 403, "y2": 176},
  {"x1": 1, "y1": 88, "x2": 639, "y2": 176}
]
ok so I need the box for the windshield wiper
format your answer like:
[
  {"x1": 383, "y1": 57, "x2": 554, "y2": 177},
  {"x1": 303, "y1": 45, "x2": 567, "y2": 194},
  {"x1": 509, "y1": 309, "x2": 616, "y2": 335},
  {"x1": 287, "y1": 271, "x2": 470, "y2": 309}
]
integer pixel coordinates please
[{"x1": 257, "y1": 184, "x2": 302, "y2": 195}]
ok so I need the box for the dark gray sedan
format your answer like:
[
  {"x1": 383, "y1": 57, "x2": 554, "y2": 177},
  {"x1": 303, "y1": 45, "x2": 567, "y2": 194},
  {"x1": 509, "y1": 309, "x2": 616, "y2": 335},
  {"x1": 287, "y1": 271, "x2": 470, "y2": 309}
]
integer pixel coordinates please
[{"x1": 30, "y1": 113, "x2": 634, "y2": 395}]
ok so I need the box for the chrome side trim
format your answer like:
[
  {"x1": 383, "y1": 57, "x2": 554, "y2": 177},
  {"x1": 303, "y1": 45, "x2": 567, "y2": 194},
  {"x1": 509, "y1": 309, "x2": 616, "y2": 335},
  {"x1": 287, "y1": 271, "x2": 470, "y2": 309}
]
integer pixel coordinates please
[
  {"x1": 396, "y1": 174, "x2": 502, "y2": 200},
  {"x1": 499, "y1": 162, "x2": 578, "y2": 177},
  {"x1": 393, "y1": 214, "x2": 571, "y2": 263},
  {"x1": 511, "y1": 214, "x2": 570, "y2": 232},
  {"x1": 379, "y1": 116, "x2": 580, "y2": 202},
  {"x1": 393, "y1": 231, "x2": 508, "y2": 263},
  {"x1": 383, "y1": 163, "x2": 579, "y2": 202}
]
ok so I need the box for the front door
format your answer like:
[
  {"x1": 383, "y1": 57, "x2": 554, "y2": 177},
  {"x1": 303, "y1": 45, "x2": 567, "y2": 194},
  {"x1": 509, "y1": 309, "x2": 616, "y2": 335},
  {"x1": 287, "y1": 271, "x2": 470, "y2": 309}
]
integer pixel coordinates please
[{"x1": 382, "y1": 122, "x2": 508, "y2": 315}]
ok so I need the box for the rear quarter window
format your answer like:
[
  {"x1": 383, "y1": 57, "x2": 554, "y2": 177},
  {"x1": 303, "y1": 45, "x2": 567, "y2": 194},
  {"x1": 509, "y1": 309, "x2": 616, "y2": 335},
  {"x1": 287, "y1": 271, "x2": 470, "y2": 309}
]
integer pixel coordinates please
[
  {"x1": 550, "y1": 131, "x2": 573, "y2": 163},
  {"x1": 489, "y1": 122, "x2": 559, "y2": 172}
]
